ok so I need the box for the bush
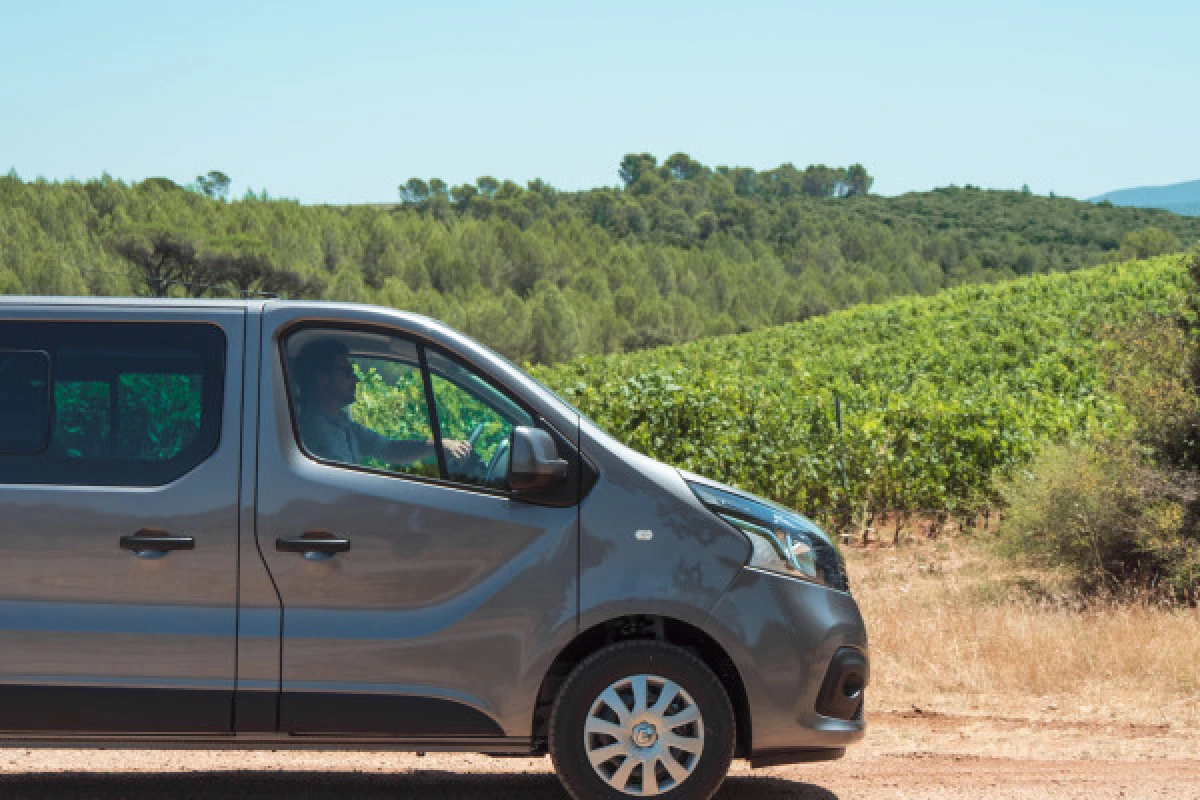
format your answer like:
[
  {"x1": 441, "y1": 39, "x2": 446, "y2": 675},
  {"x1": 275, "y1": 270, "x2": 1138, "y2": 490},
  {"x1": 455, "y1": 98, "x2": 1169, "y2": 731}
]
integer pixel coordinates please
[
  {"x1": 999, "y1": 439, "x2": 1198, "y2": 601},
  {"x1": 1102, "y1": 318, "x2": 1199, "y2": 467}
]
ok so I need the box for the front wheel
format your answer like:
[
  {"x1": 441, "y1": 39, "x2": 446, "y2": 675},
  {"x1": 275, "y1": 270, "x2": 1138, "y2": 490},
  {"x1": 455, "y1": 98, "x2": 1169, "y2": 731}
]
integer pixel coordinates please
[{"x1": 549, "y1": 641, "x2": 735, "y2": 799}]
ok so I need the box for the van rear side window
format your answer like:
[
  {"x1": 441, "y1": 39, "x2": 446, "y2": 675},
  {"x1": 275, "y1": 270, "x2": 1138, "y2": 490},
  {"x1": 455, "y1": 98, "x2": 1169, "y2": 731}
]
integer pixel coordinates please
[
  {"x1": 0, "y1": 322, "x2": 225, "y2": 487},
  {"x1": 0, "y1": 351, "x2": 51, "y2": 455}
]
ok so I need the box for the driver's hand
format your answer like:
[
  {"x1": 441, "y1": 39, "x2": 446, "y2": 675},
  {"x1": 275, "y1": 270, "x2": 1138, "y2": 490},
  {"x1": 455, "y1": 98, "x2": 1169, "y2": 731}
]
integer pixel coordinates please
[{"x1": 443, "y1": 439, "x2": 472, "y2": 462}]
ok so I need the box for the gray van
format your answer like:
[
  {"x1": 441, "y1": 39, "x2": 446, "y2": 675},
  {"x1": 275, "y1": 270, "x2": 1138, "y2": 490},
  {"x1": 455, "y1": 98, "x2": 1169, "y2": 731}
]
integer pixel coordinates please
[{"x1": 0, "y1": 297, "x2": 868, "y2": 799}]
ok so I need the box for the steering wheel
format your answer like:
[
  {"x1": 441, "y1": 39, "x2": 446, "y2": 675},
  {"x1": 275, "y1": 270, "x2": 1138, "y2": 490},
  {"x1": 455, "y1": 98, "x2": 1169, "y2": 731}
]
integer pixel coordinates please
[
  {"x1": 445, "y1": 422, "x2": 489, "y2": 482},
  {"x1": 484, "y1": 435, "x2": 511, "y2": 488},
  {"x1": 450, "y1": 422, "x2": 513, "y2": 488},
  {"x1": 466, "y1": 422, "x2": 486, "y2": 452}
]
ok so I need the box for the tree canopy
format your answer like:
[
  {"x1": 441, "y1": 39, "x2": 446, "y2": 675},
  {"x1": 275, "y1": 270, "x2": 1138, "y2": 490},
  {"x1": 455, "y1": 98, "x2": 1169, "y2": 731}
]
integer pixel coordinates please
[{"x1": 2, "y1": 155, "x2": 1199, "y2": 364}]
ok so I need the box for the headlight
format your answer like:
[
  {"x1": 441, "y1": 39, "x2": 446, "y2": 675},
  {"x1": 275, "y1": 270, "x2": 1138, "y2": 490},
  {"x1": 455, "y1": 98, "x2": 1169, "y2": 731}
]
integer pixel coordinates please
[{"x1": 687, "y1": 480, "x2": 849, "y2": 591}]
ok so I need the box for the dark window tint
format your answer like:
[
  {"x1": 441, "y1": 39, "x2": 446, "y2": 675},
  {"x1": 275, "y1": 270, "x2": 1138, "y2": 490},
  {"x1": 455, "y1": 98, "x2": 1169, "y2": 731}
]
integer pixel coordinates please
[
  {"x1": 0, "y1": 322, "x2": 225, "y2": 486},
  {"x1": 0, "y1": 351, "x2": 51, "y2": 455}
]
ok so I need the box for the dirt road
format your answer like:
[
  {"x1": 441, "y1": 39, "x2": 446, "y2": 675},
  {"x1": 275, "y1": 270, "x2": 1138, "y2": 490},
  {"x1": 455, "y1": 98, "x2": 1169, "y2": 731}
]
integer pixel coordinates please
[{"x1": 1, "y1": 711, "x2": 1196, "y2": 799}]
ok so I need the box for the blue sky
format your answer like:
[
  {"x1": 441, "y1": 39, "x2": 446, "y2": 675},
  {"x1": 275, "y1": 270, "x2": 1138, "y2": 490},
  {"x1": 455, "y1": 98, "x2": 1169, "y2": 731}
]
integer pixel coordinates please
[{"x1": 1, "y1": 0, "x2": 1196, "y2": 203}]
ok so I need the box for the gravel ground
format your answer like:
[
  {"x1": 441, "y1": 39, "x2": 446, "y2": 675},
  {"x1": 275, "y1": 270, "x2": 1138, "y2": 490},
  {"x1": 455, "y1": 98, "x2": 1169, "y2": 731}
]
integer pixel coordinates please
[{"x1": 2, "y1": 713, "x2": 1197, "y2": 799}]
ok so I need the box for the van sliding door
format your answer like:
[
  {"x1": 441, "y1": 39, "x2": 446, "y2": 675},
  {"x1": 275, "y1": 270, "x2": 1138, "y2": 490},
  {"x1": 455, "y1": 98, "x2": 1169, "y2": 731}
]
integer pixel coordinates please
[{"x1": 0, "y1": 309, "x2": 243, "y2": 734}]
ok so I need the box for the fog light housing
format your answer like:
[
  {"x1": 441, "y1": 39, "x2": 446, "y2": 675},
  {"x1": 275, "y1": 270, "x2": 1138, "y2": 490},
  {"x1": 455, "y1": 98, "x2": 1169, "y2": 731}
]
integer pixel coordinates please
[{"x1": 815, "y1": 647, "x2": 868, "y2": 721}]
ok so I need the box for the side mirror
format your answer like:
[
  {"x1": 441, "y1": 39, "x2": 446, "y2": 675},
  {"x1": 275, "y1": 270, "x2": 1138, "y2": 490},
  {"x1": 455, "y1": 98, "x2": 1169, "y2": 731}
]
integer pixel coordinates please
[{"x1": 509, "y1": 426, "x2": 569, "y2": 493}]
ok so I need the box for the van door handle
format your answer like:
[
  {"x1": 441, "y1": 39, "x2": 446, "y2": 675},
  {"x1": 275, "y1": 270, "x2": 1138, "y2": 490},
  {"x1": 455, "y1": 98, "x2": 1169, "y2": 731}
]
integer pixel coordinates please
[
  {"x1": 120, "y1": 530, "x2": 195, "y2": 558},
  {"x1": 276, "y1": 533, "x2": 351, "y2": 559}
]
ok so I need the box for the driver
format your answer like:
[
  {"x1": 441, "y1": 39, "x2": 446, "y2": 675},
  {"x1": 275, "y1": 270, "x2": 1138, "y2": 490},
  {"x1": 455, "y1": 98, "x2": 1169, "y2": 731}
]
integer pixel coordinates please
[{"x1": 292, "y1": 338, "x2": 471, "y2": 469}]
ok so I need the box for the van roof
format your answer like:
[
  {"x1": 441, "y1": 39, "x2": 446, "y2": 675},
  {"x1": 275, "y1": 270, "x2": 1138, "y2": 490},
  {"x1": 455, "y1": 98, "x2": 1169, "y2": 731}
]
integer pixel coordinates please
[
  {"x1": 0, "y1": 296, "x2": 269, "y2": 309},
  {"x1": 0, "y1": 293, "x2": 267, "y2": 307},
  {"x1": 0, "y1": 297, "x2": 452, "y2": 332}
]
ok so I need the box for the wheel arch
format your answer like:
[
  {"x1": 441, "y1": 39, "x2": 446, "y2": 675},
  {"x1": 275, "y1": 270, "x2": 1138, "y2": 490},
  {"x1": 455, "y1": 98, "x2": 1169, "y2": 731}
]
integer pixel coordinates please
[{"x1": 532, "y1": 614, "x2": 752, "y2": 758}]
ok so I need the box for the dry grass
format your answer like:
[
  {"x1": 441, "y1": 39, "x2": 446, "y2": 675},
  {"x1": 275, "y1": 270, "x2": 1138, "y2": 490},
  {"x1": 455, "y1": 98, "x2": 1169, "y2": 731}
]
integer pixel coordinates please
[{"x1": 848, "y1": 535, "x2": 1200, "y2": 727}]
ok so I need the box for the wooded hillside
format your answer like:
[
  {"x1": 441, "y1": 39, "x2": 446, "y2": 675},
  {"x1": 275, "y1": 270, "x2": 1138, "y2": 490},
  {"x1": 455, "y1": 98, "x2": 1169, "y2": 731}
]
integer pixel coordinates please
[{"x1": 3, "y1": 156, "x2": 1198, "y2": 363}]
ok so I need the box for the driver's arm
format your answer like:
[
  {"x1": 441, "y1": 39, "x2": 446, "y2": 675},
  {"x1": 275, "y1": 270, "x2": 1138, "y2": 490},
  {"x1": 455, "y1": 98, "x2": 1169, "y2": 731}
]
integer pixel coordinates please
[
  {"x1": 351, "y1": 423, "x2": 470, "y2": 465},
  {"x1": 379, "y1": 438, "x2": 436, "y2": 464},
  {"x1": 379, "y1": 438, "x2": 471, "y2": 464}
]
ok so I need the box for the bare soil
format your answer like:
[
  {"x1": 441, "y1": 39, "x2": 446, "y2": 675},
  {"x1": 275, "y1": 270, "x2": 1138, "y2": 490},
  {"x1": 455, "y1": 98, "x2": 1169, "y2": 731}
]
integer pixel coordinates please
[{"x1": 2, "y1": 710, "x2": 1197, "y2": 800}]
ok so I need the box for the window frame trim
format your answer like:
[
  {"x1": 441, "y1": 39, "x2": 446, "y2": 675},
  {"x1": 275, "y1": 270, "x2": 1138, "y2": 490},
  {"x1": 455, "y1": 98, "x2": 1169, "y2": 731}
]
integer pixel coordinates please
[{"x1": 417, "y1": 344, "x2": 451, "y2": 481}]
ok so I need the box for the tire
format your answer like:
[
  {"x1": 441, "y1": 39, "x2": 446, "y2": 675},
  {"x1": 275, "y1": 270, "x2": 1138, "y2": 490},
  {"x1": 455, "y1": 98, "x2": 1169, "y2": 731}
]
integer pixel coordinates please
[{"x1": 549, "y1": 641, "x2": 735, "y2": 800}]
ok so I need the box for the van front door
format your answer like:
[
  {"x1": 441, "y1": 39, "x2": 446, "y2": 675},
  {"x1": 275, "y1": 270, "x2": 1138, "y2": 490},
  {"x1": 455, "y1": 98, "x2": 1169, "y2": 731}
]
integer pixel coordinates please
[
  {"x1": 254, "y1": 310, "x2": 579, "y2": 739},
  {"x1": 0, "y1": 308, "x2": 242, "y2": 734}
]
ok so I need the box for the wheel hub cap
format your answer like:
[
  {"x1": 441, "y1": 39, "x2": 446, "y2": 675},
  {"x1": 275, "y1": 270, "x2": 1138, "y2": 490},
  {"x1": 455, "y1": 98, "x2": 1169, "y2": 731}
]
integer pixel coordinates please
[{"x1": 584, "y1": 674, "x2": 705, "y2": 796}]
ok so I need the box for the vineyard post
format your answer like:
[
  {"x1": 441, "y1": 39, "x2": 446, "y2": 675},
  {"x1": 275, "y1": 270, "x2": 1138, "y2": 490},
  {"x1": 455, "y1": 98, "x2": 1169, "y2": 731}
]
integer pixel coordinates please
[{"x1": 835, "y1": 393, "x2": 849, "y2": 531}]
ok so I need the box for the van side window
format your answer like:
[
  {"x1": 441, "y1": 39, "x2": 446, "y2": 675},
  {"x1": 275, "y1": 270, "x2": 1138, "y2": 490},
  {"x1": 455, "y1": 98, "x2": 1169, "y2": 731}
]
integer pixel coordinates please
[
  {"x1": 425, "y1": 349, "x2": 533, "y2": 490},
  {"x1": 282, "y1": 329, "x2": 539, "y2": 493},
  {"x1": 283, "y1": 329, "x2": 440, "y2": 479},
  {"x1": 0, "y1": 351, "x2": 51, "y2": 455},
  {"x1": 0, "y1": 322, "x2": 225, "y2": 487}
]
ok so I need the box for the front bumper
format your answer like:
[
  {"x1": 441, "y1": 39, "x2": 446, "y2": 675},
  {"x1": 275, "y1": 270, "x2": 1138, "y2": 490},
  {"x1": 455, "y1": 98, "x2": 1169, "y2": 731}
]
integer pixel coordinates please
[{"x1": 706, "y1": 567, "x2": 869, "y2": 761}]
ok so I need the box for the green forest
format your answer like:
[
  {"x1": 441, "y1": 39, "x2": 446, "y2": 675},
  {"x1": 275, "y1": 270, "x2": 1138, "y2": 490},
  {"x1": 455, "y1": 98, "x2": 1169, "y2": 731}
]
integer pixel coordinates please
[{"x1": 3, "y1": 156, "x2": 1199, "y2": 364}]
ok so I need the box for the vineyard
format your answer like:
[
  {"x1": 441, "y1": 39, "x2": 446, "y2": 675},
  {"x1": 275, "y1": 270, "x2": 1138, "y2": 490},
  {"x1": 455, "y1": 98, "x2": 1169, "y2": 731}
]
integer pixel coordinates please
[{"x1": 533, "y1": 255, "x2": 1189, "y2": 520}]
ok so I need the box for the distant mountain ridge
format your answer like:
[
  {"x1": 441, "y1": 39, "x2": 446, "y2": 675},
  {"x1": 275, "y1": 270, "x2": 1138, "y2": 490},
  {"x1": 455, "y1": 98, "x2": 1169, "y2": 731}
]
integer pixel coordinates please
[{"x1": 1091, "y1": 179, "x2": 1200, "y2": 217}]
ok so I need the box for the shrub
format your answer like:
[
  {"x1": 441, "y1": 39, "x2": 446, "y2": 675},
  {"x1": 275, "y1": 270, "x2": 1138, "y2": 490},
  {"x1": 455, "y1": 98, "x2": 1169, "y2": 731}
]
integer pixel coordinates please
[
  {"x1": 999, "y1": 439, "x2": 1198, "y2": 601},
  {"x1": 1102, "y1": 317, "x2": 1199, "y2": 467}
]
